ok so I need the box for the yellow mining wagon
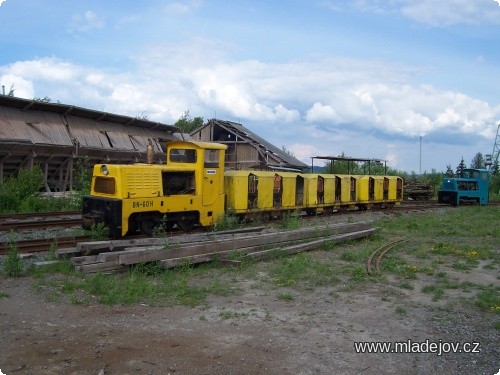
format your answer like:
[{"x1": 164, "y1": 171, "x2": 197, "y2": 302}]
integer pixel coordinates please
[
  {"x1": 302, "y1": 174, "x2": 320, "y2": 213},
  {"x1": 357, "y1": 175, "x2": 387, "y2": 208},
  {"x1": 277, "y1": 172, "x2": 299, "y2": 208},
  {"x1": 386, "y1": 176, "x2": 403, "y2": 203},
  {"x1": 335, "y1": 175, "x2": 357, "y2": 207},
  {"x1": 224, "y1": 171, "x2": 276, "y2": 216},
  {"x1": 321, "y1": 174, "x2": 337, "y2": 209},
  {"x1": 356, "y1": 175, "x2": 370, "y2": 206}
]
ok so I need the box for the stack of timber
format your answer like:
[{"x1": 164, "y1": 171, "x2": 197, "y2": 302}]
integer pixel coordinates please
[
  {"x1": 403, "y1": 180, "x2": 434, "y2": 201},
  {"x1": 71, "y1": 222, "x2": 376, "y2": 274}
]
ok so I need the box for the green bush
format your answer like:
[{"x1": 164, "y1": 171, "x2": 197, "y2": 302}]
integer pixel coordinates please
[
  {"x1": 0, "y1": 163, "x2": 90, "y2": 213},
  {"x1": 2, "y1": 237, "x2": 23, "y2": 277},
  {"x1": 0, "y1": 166, "x2": 44, "y2": 214}
]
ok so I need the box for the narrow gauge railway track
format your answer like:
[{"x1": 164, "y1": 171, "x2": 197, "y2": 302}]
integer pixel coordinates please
[
  {"x1": 0, "y1": 211, "x2": 82, "y2": 232},
  {"x1": 366, "y1": 238, "x2": 408, "y2": 275},
  {"x1": 0, "y1": 235, "x2": 90, "y2": 255}
]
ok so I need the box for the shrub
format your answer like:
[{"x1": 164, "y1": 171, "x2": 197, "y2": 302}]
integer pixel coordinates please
[
  {"x1": 0, "y1": 166, "x2": 44, "y2": 214},
  {"x1": 2, "y1": 237, "x2": 23, "y2": 277}
]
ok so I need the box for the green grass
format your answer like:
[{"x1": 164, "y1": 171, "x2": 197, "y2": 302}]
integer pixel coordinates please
[
  {"x1": 279, "y1": 211, "x2": 301, "y2": 230},
  {"x1": 270, "y1": 252, "x2": 339, "y2": 289},
  {"x1": 395, "y1": 306, "x2": 407, "y2": 316},
  {"x1": 475, "y1": 286, "x2": 500, "y2": 313},
  {"x1": 422, "y1": 284, "x2": 445, "y2": 301},
  {"x1": 34, "y1": 262, "x2": 242, "y2": 307},
  {"x1": 213, "y1": 213, "x2": 241, "y2": 232},
  {"x1": 277, "y1": 292, "x2": 295, "y2": 301},
  {"x1": 18, "y1": 205, "x2": 499, "y2": 316}
]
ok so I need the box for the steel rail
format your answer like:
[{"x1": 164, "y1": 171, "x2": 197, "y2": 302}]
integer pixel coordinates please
[
  {"x1": 366, "y1": 238, "x2": 408, "y2": 275},
  {"x1": 0, "y1": 235, "x2": 90, "y2": 255}
]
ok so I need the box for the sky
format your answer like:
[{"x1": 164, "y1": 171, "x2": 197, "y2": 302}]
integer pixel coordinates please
[{"x1": 1, "y1": 0, "x2": 499, "y2": 173}]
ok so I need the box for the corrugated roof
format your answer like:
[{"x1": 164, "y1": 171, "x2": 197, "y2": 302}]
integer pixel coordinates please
[
  {"x1": 199, "y1": 119, "x2": 308, "y2": 168},
  {"x1": 0, "y1": 95, "x2": 180, "y2": 133}
]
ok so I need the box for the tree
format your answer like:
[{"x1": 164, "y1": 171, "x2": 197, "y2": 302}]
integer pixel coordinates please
[
  {"x1": 6, "y1": 84, "x2": 15, "y2": 96},
  {"x1": 174, "y1": 111, "x2": 204, "y2": 134},
  {"x1": 456, "y1": 157, "x2": 466, "y2": 176},
  {"x1": 445, "y1": 164, "x2": 454, "y2": 177},
  {"x1": 281, "y1": 145, "x2": 295, "y2": 158},
  {"x1": 470, "y1": 152, "x2": 485, "y2": 169}
]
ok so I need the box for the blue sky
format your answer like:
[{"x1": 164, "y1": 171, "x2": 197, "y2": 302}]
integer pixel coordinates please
[{"x1": 1, "y1": 0, "x2": 499, "y2": 173}]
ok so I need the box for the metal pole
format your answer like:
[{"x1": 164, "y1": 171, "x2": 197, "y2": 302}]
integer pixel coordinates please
[{"x1": 419, "y1": 136, "x2": 422, "y2": 175}]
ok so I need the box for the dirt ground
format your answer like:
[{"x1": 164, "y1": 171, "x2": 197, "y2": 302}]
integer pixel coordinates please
[{"x1": 1, "y1": 211, "x2": 499, "y2": 375}]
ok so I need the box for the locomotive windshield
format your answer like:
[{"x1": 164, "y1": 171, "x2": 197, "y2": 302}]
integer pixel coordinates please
[
  {"x1": 169, "y1": 149, "x2": 197, "y2": 163},
  {"x1": 94, "y1": 176, "x2": 116, "y2": 194}
]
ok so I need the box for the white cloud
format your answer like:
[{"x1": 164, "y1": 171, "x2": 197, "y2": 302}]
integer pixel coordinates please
[
  {"x1": 0, "y1": 74, "x2": 34, "y2": 98},
  {"x1": 306, "y1": 103, "x2": 339, "y2": 122},
  {"x1": 164, "y1": 0, "x2": 202, "y2": 16},
  {"x1": 401, "y1": 0, "x2": 500, "y2": 26},
  {"x1": 0, "y1": 0, "x2": 6, "y2": 7},
  {"x1": 68, "y1": 10, "x2": 104, "y2": 33},
  {"x1": 323, "y1": 0, "x2": 500, "y2": 26},
  {"x1": 1, "y1": 50, "x2": 498, "y2": 143},
  {"x1": 288, "y1": 143, "x2": 319, "y2": 163}
]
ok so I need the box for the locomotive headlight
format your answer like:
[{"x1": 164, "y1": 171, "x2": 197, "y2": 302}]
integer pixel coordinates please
[{"x1": 101, "y1": 165, "x2": 109, "y2": 175}]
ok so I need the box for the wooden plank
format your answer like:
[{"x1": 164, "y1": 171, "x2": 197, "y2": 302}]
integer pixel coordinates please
[
  {"x1": 120, "y1": 227, "x2": 326, "y2": 265},
  {"x1": 73, "y1": 222, "x2": 374, "y2": 272},
  {"x1": 159, "y1": 228, "x2": 376, "y2": 269},
  {"x1": 75, "y1": 261, "x2": 122, "y2": 273},
  {"x1": 244, "y1": 228, "x2": 377, "y2": 260},
  {"x1": 76, "y1": 226, "x2": 267, "y2": 255},
  {"x1": 33, "y1": 260, "x2": 63, "y2": 267},
  {"x1": 56, "y1": 247, "x2": 79, "y2": 256},
  {"x1": 72, "y1": 255, "x2": 99, "y2": 266},
  {"x1": 119, "y1": 222, "x2": 373, "y2": 265}
]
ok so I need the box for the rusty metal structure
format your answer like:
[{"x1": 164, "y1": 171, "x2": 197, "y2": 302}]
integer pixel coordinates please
[
  {"x1": 190, "y1": 119, "x2": 308, "y2": 171},
  {"x1": 0, "y1": 95, "x2": 181, "y2": 192}
]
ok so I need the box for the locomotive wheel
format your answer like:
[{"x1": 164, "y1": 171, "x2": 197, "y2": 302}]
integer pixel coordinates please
[
  {"x1": 177, "y1": 219, "x2": 195, "y2": 231},
  {"x1": 139, "y1": 219, "x2": 157, "y2": 236},
  {"x1": 162, "y1": 221, "x2": 174, "y2": 231}
]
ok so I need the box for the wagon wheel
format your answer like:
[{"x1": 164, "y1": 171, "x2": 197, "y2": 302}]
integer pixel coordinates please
[
  {"x1": 177, "y1": 219, "x2": 195, "y2": 231},
  {"x1": 261, "y1": 212, "x2": 271, "y2": 222}
]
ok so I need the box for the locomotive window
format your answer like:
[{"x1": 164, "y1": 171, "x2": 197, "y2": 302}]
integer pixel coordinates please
[
  {"x1": 94, "y1": 177, "x2": 116, "y2": 194},
  {"x1": 162, "y1": 171, "x2": 195, "y2": 195},
  {"x1": 204, "y1": 149, "x2": 220, "y2": 168},
  {"x1": 169, "y1": 149, "x2": 197, "y2": 163}
]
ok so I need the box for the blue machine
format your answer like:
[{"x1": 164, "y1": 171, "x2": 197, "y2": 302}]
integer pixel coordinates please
[{"x1": 438, "y1": 169, "x2": 490, "y2": 206}]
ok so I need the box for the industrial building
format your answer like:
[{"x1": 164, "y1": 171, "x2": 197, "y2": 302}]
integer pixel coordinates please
[
  {"x1": 0, "y1": 95, "x2": 181, "y2": 192},
  {"x1": 191, "y1": 119, "x2": 308, "y2": 171}
]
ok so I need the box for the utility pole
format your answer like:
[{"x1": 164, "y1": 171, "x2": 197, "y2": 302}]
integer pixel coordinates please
[{"x1": 419, "y1": 135, "x2": 422, "y2": 175}]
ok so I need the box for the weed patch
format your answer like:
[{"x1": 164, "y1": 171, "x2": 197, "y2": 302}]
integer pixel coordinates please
[
  {"x1": 271, "y1": 253, "x2": 339, "y2": 288},
  {"x1": 475, "y1": 287, "x2": 500, "y2": 313},
  {"x1": 2, "y1": 236, "x2": 23, "y2": 277}
]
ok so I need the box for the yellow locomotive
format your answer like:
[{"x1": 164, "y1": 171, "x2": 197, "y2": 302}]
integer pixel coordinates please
[{"x1": 83, "y1": 140, "x2": 403, "y2": 237}]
